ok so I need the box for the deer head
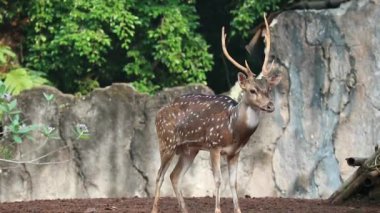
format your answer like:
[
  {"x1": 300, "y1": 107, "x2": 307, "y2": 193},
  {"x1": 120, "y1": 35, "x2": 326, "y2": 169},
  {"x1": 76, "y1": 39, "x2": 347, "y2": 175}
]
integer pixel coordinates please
[{"x1": 222, "y1": 15, "x2": 282, "y2": 113}]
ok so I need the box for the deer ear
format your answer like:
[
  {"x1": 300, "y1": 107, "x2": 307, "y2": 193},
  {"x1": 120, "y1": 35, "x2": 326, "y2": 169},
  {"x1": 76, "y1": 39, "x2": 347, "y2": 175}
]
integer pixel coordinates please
[
  {"x1": 237, "y1": 72, "x2": 248, "y2": 89},
  {"x1": 266, "y1": 72, "x2": 282, "y2": 87}
]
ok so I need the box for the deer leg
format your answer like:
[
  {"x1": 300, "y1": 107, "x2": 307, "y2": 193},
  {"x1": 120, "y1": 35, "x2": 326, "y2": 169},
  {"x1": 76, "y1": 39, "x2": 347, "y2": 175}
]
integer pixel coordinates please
[
  {"x1": 170, "y1": 148, "x2": 198, "y2": 213},
  {"x1": 152, "y1": 152, "x2": 175, "y2": 213},
  {"x1": 227, "y1": 153, "x2": 241, "y2": 213},
  {"x1": 210, "y1": 149, "x2": 222, "y2": 213}
]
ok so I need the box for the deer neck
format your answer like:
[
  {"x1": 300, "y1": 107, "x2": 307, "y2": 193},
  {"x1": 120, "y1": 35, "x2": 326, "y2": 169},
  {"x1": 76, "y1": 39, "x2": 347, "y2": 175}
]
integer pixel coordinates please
[{"x1": 229, "y1": 101, "x2": 260, "y2": 142}]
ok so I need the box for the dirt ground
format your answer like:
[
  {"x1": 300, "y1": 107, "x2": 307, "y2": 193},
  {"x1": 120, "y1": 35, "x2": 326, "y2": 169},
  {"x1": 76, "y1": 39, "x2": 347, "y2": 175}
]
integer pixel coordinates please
[{"x1": 0, "y1": 197, "x2": 380, "y2": 213}]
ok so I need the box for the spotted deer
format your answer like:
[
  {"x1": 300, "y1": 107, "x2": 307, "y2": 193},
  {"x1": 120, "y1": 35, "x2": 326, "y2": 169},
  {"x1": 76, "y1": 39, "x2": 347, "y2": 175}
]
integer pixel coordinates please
[{"x1": 152, "y1": 16, "x2": 282, "y2": 213}]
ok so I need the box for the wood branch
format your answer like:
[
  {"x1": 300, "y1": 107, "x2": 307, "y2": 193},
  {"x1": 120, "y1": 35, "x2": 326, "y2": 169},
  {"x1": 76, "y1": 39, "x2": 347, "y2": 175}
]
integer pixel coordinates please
[
  {"x1": 245, "y1": 28, "x2": 262, "y2": 56},
  {"x1": 329, "y1": 148, "x2": 380, "y2": 204},
  {"x1": 363, "y1": 171, "x2": 380, "y2": 188},
  {"x1": 328, "y1": 166, "x2": 366, "y2": 204},
  {"x1": 346, "y1": 157, "x2": 367, "y2": 167},
  {"x1": 0, "y1": 145, "x2": 70, "y2": 166},
  {"x1": 245, "y1": 13, "x2": 279, "y2": 56},
  {"x1": 0, "y1": 159, "x2": 70, "y2": 166},
  {"x1": 368, "y1": 170, "x2": 380, "y2": 177},
  {"x1": 246, "y1": 1, "x2": 351, "y2": 56}
]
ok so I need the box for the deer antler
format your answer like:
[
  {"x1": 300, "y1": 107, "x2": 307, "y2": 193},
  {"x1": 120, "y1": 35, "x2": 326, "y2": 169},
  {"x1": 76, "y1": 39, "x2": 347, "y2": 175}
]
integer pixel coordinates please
[
  {"x1": 261, "y1": 14, "x2": 273, "y2": 78},
  {"x1": 221, "y1": 27, "x2": 255, "y2": 78}
]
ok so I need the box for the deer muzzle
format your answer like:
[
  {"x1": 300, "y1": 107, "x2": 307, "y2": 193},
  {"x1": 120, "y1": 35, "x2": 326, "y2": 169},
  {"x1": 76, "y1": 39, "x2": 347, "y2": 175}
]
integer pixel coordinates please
[{"x1": 264, "y1": 101, "x2": 274, "y2": 112}]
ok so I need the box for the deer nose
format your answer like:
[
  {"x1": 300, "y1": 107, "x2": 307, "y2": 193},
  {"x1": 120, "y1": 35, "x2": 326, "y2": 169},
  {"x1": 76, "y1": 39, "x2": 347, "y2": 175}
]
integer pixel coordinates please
[{"x1": 266, "y1": 102, "x2": 274, "y2": 112}]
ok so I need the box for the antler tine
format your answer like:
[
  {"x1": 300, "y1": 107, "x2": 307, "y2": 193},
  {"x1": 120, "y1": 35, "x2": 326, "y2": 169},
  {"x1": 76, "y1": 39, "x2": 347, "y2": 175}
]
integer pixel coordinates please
[
  {"x1": 221, "y1": 27, "x2": 254, "y2": 78},
  {"x1": 261, "y1": 14, "x2": 272, "y2": 78},
  {"x1": 244, "y1": 60, "x2": 256, "y2": 77}
]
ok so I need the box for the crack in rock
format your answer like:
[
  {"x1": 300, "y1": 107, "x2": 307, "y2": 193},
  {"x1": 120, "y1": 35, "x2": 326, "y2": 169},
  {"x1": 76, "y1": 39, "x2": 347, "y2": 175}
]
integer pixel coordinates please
[
  {"x1": 21, "y1": 164, "x2": 33, "y2": 200},
  {"x1": 129, "y1": 130, "x2": 150, "y2": 197}
]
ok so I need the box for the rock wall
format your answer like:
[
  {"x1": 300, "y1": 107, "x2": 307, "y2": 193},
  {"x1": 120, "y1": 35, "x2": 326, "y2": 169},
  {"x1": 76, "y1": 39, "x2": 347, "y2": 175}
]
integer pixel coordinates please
[{"x1": 1, "y1": 0, "x2": 380, "y2": 202}]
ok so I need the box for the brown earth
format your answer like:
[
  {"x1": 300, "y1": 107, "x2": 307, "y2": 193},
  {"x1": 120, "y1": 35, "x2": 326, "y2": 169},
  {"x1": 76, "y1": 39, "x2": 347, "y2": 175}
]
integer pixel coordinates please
[{"x1": 0, "y1": 197, "x2": 379, "y2": 213}]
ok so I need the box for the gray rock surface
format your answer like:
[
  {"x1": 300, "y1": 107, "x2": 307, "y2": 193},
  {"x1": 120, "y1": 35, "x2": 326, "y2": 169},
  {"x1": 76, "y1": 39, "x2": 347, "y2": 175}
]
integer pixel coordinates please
[{"x1": 0, "y1": 0, "x2": 380, "y2": 202}]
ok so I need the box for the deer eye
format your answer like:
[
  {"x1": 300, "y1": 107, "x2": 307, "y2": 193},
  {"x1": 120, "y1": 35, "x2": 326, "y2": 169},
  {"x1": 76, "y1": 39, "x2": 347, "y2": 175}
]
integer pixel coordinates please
[{"x1": 249, "y1": 89, "x2": 257, "y2": 94}]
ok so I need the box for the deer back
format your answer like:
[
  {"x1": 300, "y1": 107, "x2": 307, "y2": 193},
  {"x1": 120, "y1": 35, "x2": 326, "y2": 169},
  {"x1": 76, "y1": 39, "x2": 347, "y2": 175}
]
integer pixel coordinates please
[{"x1": 156, "y1": 94, "x2": 238, "y2": 153}]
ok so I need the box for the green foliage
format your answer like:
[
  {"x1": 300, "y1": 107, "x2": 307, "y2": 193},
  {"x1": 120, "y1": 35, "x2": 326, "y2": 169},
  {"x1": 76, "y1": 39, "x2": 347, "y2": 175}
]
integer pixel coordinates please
[
  {"x1": 0, "y1": 80, "x2": 35, "y2": 144},
  {"x1": 75, "y1": 78, "x2": 100, "y2": 96},
  {"x1": 0, "y1": 0, "x2": 15, "y2": 25},
  {"x1": 22, "y1": 0, "x2": 213, "y2": 94},
  {"x1": 4, "y1": 68, "x2": 49, "y2": 95},
  {"x1": 0, "y1": 45, "x2": 49, "y2": 95},
  {"x1": 231, "y1": 0, "x2": 287, "y2": 38},
  {"x1": 2, "y1": 0, "x2": 289, "y2": 94},
  {"x1": 43, "y1": 92, "x2": 55, "y2": 104},
  {"x1": 24, "y1": 0, "x2": 136, "y2": 93},
  {"x1": 0, "y1": 45, "x2": 16, "y2": 65},
  {"x1": 125, "y1": 0, "x2": 213, "y2": 93},
  {"x1": 0, "y1": 79, "x2": 90, "y2": 162},
  {"x1": 74, "y1": 123, "x2": 90, "y2": 140}
]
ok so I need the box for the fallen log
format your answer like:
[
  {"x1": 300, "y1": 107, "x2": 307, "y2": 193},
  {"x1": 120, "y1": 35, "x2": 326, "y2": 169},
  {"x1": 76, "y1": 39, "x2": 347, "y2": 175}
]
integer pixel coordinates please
[
  {"x1": 346, "y1": 157, "x2": 367, "y2": 167},
  {"x1": 329, "y1": 148, "x2": 380, "y2": 204},
  {"x1": 369, "y1": 185, "x2": 380, "y2": 200}
]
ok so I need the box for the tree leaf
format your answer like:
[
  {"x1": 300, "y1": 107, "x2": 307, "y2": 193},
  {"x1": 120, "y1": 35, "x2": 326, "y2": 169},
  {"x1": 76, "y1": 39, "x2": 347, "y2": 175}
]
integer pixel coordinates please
[{"x1": 12, "y1": 135, "x2": 22, "y2": 143}]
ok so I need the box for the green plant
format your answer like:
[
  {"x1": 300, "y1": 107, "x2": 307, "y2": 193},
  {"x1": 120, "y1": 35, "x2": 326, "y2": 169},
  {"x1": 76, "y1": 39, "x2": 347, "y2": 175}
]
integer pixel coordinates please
[
  {"x1": 230, "y1": 0, "x2": 288, "y2": 38},
  {"x1": 43, "y1": 92, "x2": 55, "y2": 104},
  {"x1": 0, "y1": 79, "x2": 91, "y2": 163},
  {"x1": 124, "y1": 1, "x2": 213, "y2": 93},
  {"x1": 0, "y1": 45, "x2": 49, "y2": 95},
  {"x1": 0, "y1": 45, "x2": 16, "y2": 65},
  {"x1": 0, "y1": 81, "x2": 37, "y2": 143},
  {"x1": 2, "y1": 0, "x2": 290, "y2": 94},
  {"x1": 74, "y1": 123, "x2": 90, "y2": 140},
  {"x1": 20, "y1": 0, "x2": 213, "y2": 94}
]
